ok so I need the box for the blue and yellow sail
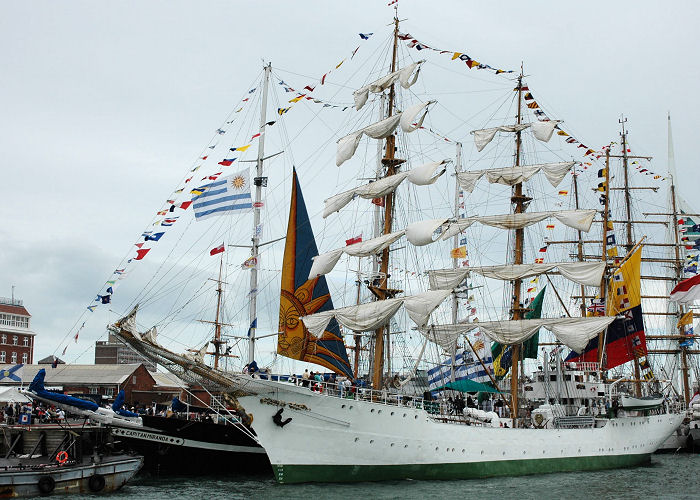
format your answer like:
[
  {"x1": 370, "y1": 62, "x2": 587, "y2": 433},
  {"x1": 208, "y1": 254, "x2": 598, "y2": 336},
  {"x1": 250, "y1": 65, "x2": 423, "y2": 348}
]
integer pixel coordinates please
[{"x1": 277, "y1": 169, "x2": 353, "y2": 378}]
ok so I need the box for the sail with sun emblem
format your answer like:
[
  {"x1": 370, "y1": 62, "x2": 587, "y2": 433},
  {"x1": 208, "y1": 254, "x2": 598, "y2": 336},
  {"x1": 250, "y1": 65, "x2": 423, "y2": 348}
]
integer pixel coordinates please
[{"x1": 277, "y1": 168, "x2": 353, "y2": 378}]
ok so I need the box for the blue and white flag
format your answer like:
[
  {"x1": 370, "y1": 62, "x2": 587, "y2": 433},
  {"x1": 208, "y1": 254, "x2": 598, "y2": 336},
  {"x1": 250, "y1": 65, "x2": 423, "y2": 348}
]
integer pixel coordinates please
[
  {"x1": 192, "y1": 170, "x2": 252, "y2": 221},
  {"x1": 428, "y1": 331, "x2": 493, "y2": 391},
  {"x1": 0, "y1": 364, "x2": 24, "y2": 383}
]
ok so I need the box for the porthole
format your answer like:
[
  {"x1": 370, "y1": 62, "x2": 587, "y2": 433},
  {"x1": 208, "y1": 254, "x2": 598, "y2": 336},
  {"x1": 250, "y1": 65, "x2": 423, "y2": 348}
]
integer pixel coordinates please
[
  {"x1": 370, "y1": 439, "x2": 374, "y2": 444},
  {"x1": 371, "y1": 409, "x2": 375, "y2": 413},
  {"x1": 341, "y1": 404, "x2": 346, "y2": 409},
  {"x1": 390, "y1": 443, "x2": 395, "y2": 447},
  {"x1": 404, "y1": 444, "x2": 408, "y2": 448},
  {"x1": 481, "y1": 451, "x2": 484, "y2": 455},
  {"x1": 391, "y1": 411, "x2": 394, "y2": 416},
  {"x1": 354, "y1": 437, "x2": 359, "y2": 442},
  {"x1": 462, "y1": 449, "x2": 465, "y2": 453},
  {"x1": 414, "y1": 415, "x2": 418, "y2": 419},
  {"x1": 378, "y1": 410, "x2": 382, "y2": 414}
]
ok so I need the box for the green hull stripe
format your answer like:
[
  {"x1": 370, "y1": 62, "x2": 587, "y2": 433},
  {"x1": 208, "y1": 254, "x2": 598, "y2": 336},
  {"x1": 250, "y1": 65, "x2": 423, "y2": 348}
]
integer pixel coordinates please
[{"x1": 273, "y1": 453, "x2": 651, "y2": 484}]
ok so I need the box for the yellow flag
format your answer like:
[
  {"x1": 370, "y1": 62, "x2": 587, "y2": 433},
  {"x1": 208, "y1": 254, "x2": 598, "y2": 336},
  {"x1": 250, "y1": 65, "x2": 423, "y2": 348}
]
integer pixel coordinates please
[
  {"x1": 235, "y1": 144, "x2": 251, "y2": 152},
  {"x1": 289, "y1": 96, "x2": 304, "y2": 103},
  {"x1": 557, "y1": 130, "x2": 569, "y2": 136},
  {"x1": 606, "y1": 245, "x2": 642, "y2": 315},
  {"x1": 452, "y1": 52, "x2": 462, "y2": 60},
  {"x1": 335, "y1": 59, "x2": 345, "y2": 69},
  {"x1": 606, "y1": 221, "x2": 614, "y2": 231},
  {"x1": 606, "y1": 247, "x2": 618, "y2": 257},
  {"x1": 450, "y1": 246, "x2": 467, "y2": 259},
  {"x1": 677, "y1": 310, "x2": 694, "y2": 329}
]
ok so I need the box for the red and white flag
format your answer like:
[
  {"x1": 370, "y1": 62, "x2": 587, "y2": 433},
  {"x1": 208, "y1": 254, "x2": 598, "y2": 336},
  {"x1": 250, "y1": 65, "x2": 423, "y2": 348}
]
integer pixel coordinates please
[
  {"x1": 670, "y1": 274, "x2": 700, "y2": 304},
  {"x1": 345, "y1": 235, "x2": 363, "y2": 246},
  {"x1": 210, "y1": 244, "x2": 225, "y2": 256}
]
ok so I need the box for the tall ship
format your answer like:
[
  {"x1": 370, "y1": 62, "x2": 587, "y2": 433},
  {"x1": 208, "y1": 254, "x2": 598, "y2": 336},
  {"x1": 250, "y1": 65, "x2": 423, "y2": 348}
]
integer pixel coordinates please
[{"x1": 98, "y1": 13, "x2": 690, "y2": 483}]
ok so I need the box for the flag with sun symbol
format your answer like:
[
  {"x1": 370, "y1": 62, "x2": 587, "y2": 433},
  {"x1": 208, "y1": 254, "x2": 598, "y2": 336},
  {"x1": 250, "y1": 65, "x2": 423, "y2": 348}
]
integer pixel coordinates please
[
  {"x1": 277, "y1": 169, "x2": 353, "y2": 378},
  {"x1": 191, "y1": 169, "x2": 252, "y2": 221}
]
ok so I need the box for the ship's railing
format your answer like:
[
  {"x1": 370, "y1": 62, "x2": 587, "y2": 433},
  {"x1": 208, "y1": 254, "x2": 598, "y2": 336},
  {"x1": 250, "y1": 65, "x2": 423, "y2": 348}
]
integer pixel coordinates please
[
  {"x1": 553, "y1": 415, "x2": 595, "y2": 428},
  {"x1": 563, "y1": 361, "x2": 599, "y2": 372},
  {"x1": 285, "y1": 378, "x2": 430, "y2": 411}
]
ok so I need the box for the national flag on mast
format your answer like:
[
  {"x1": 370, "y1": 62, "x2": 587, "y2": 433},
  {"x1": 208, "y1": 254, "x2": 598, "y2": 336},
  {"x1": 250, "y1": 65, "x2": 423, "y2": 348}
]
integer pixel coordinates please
[
  {"x1": 210, "y1": 243, "x2": 225, "y2": 256},
  {"x1": 345, "y1": 235, "x2": 362, "y2": 246},
  {"x1": 670, "y1": 274, "x2": 700, "y2": 304},
  {"x1": 192, "y1": 170, "x2": 253, "y2": 221}
]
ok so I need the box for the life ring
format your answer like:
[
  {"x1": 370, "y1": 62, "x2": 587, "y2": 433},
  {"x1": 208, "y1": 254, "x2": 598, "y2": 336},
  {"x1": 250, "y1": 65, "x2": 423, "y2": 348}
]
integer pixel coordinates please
[
  {"x1": 37, "y1": 476, "x2": 55, "y2": 495},
  {"x1": 534, "y1": 413, "x2": 544, "y2": 426},
  {"x1": 55, "y1": 451, "x2": 68, "y2": 464},
  {"x1": 88, "y1": 474, "x2": 106, "y2": 492}
]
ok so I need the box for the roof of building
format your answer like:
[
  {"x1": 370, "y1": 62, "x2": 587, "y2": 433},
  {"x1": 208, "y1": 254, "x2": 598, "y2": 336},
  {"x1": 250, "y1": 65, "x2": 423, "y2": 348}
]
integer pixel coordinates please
[
  {"x1": 0, "y1": 364, "x2": 151, "y2": 386},
  {"x1": 151, "y1": 371, "x2": 188, "y2": 389},
  {"x1": 0, "y1": 304, "x2": 30, "y2": 316},
  {"x1": 37, "y1": 355, "x2": 65, "y2": 365}
]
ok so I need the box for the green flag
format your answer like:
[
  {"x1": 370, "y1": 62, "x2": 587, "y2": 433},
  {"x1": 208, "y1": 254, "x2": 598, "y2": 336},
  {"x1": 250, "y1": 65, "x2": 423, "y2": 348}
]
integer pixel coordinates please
[{"x1": 490, "y1": 287, "x2": 547, "y2": 378}]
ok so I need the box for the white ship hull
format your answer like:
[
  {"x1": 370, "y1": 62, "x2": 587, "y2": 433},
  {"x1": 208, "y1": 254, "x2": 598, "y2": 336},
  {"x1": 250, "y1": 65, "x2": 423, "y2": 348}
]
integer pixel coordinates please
[{"x1": 236, "y1": 377, "x2": 683, "y2": 483}]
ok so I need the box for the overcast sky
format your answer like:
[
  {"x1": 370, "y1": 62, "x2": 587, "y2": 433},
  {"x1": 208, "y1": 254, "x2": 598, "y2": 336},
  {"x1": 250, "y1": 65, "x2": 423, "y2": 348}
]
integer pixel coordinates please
[{"x1": 1, "y1": 1, "x2": 698, "y2": 366}]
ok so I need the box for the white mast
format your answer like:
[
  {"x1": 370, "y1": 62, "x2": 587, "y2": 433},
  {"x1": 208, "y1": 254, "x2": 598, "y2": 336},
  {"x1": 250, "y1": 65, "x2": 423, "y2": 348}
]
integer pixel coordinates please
[
  {"x1": 248, "y1": 62, "x2": 271, "y2": 365},
  {"x1": 450, "y1": 142, "x2": 462, "y2": 382}
]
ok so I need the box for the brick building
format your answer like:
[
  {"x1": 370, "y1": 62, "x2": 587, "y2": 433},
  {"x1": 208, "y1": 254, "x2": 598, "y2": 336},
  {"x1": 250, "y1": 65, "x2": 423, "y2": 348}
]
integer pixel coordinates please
[
  {"x1": 0, "y1": 364, "x2": 184, "y2": 407},
  {"x1": 0, "y1": 297, "x2": 35, "y2": 366},
  {"x1": 95, "y1": 333, "x2": 156, "y2": 371}
]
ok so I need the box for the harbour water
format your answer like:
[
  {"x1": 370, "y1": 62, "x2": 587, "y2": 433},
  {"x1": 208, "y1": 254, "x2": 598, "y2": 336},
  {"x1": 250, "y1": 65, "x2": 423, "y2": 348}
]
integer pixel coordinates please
[{"x1": 69, "y1": 454, "x2": 697, "y2": 499}]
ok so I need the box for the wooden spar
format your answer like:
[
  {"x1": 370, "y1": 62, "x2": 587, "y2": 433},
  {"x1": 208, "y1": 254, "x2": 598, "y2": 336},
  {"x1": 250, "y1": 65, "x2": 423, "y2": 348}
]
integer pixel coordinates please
[
  {"x1": 544, "y1": 275, "x2": 571, "y2": 318},
  {"x1": 450, "y1": 142, "x2": 463, "y2": 382},
  {"x1": 371, "y1": 16, "x2": 403, "y2": 390},
  {"x1": 509, "y1": 68, "x2": 526, "y2": 427},
  {"x1": 572, "y1": 173, "x2": 587, "y2": 317}
]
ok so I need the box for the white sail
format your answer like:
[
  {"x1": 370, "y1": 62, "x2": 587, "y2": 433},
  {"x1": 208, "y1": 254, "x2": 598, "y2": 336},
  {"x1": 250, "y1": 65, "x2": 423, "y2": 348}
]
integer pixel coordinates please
[
  {"x1": 336, "y1": 114, "x2": 403, "y2": 167},
  {"x1": 440, "y1": 209, "x2": 596, "y2": 239},
  {"x1": 400, "y1": 101, "x2": 432, "y2": 133},
  {"x1": 428, "y1": 262, "x2": 605, "y2": 289},
  {"x1": 403, "y1": 289, "x2": 452, "y2": 327},
  {"x1": 471, "y1": 121, "x2": 561, "y2": 152},
  {"x1": 405, "y1": 218, "x2": 449, "y2": 246},
  {"x1": 323, "y1": 161, "x2": 448, "y2": 217},
  {"x1": 353, "y1": 61, "x2": 425, "y2": 111},
  {"x1": 301, "y1": 290, "x2": 451, "y2": 337},
  {"x1": 301, "y1": 298, "x2": 405, "y2": 338},
  {"x1": 423, "y1": 316, "x2": 615, "y2": 353},
  {"x1": 456, "y1": 162, "x2": 576, "y2": 193},
  {"x1": 308, "y1": 231, "x2": 405, "y2": 278}
]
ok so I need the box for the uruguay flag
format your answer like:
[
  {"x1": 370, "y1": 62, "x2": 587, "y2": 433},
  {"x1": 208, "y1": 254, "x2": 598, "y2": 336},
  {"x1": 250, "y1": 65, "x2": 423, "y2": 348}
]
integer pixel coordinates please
[
  {"x1": 191, "y1": 169, "x2": 252, "y2": 221},
  {"x1": 0, "y1": 364, "x2": 24, "y2": 382}
]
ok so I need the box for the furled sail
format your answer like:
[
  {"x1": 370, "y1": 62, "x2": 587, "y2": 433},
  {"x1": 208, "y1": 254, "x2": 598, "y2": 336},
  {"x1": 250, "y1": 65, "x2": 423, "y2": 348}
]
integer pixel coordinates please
[
  {"x1": 400, "y1": 101, "x2": 433, "y2": 133},
  {"x1": 277, "y1": 169, "x2": 354, "y2": 378},
  {"x1": 309, "y1": 231, "x2": 406, "y2": 278},
  {"x1": 406, "y1": 209, "x2": 597, "y2": 247},
  {"x1": 353, "y1": 60, "x2": 425, "y2": 111},
  {"x1": 428, "y1": 262, "x2": 606, "y2": 289},
  {"x1": 456, "y1": 162, "x2": 576, "y2": 193},
  {"x1": 301, "y1": 290, "x2": 451, "y2": 338},
  {"x1": 323, "y1": 160, "x2": 448, "y2": 217},
  {"x1": 336, "y1": 114, "x2": 403, "y2": 166},
  {"x1": 471, "y1": 120, "x2": 561, "y2": 152},
  {"x1": 423, "y1": 316, "x2": 616, "y2": 354}
]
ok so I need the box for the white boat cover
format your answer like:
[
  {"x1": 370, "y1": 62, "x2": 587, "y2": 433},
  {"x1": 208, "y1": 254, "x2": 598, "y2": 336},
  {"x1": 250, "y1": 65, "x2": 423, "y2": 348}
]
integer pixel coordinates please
[
  {"x1": 471, "y1": 121, "x2": 561, "y2": 152},
  {"x1": 456, "y1": 162, "x2": 576, "y2": 193},
  {"x1": 428, "y1": 261, "x2": 605, "y2": 289},
  {"x1": 422, "y1": 316, "x2": 615, "y2": 353},
  {"x1": 323, "y1": 161, "x2": 447, "y2": 217},
  {"x1": 308, "y1": 231, "x2": 405, "y2": 278},
  {"x1": 400, "y1": 101, "x2": 432, "y2": 133},
  {"x1": 353, "y1": 61, "x2": 424, "y2": 111}
]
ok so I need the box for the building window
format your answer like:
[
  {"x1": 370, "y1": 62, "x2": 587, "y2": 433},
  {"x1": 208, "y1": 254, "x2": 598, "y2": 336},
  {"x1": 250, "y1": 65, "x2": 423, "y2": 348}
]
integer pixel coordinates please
[
  {"x1": 1, "y1": 335, "x2": 5, "y2": 344},
  {"x1": 11, "y1": 352, "x2": 17, "y2": 363},
  {"x1": 0, "y1": 314, "x2": 28, "y2": 329},
  {"x1": 22, "y1": 337, "x2": 28, "y2": 347},
  {"x1": 89, "y1": 387, "x2": 98, "y2": 395},
  {"x1": 0, "y1": 352, "x2": 5, "y2": 363},
  {"x1": 104, "y1": 387, "x2": 114, "y2": 397},
  {"x1": 12, "y1": 336, "x2": 17, "y2": 346},
  {"x1": 21, "y1": 353, "x2": 27, "y2": 364}
]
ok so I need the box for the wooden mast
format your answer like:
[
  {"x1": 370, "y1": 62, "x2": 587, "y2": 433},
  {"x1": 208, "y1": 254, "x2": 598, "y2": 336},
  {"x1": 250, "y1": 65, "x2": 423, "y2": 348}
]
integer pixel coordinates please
[
  {"x1": 213, "y1": 255, "x2": 224, "y2": 370},
  {"x1": 510, "y1": 68, "x2": 526, "y2": 427},
  {"x1": 572, "y1": 173, "x2": 587, "y2": 317},
  {"x1": 618, "y1": 117, "x2": 642, "y2": 396},
  {"x1": 667, "y1": 113, "x2": 691, "y2": 404},
  {"x1": 371, "y1": 16, "x2": 404, "y2": 390},
  {"x1": 598, "y1": 149, "x2": 611, "y2": 367}
]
